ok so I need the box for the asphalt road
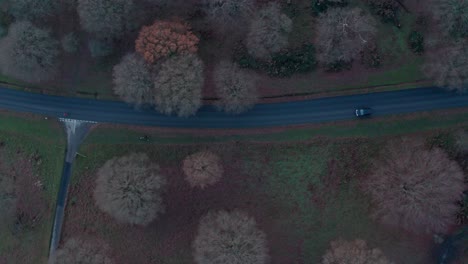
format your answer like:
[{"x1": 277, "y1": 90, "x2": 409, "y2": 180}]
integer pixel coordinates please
[{"x1": 1, "y1": 86, "x2": 467, "y2": 128}]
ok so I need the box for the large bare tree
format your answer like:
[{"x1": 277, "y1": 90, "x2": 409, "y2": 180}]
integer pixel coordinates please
[
  {"x1": 246, "y1": 2, "x2": 292, "y2": 60},
  {"x1": 51, "y1": 238, "x2": 113, "y2": 264},
  {"x1": 77, "y1": 0, "x2": 137, "y2": 38},
  {"x1": 316, "y1": 7, "x2": 376, "y2": 67},
  {"x1": 423, "y1": 41, "x2": 468, "y2": 93},
  {"x1": 0, "y1": 21, "x2": 60, "y2": 83},
  {"x1": 361, "y1": 138, "x2": 466, "y2": 234},
  {"x1": 112, "y1": 53, "x2": 153, "y2": 107},
  {"x1": 213, "y1": 61, "x2": 258, "y2": 114},
  {"x1": 152, "y1": 54, "x2": 204, "y2": 117},
  {"x1": 202, "y1": 0, "x2": 255, "y2": 32},
  {"x1": 322, "y1": 239, "x2": 393, "y2": 264},
  {"x1": 193, "y1": 210, "x2": 269, "y2": 264},
  {"x1": 94, "y1": 153, "x2": 166, "y2": 226}
]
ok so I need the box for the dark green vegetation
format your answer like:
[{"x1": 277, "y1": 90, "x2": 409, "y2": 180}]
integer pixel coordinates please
[{"x1": 0, "y1": 113, "x2": 65, "y2": 263}]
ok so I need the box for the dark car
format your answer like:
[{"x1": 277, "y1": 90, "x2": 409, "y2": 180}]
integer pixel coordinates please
[
  {"x1": 355, "y1": 107, "x2": 372, "y2": 117},
  {"x1": 63, "y1": 112, "x2": 69, "y2": 117}
]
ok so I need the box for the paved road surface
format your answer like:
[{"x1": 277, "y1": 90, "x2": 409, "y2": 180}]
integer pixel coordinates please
[{"x1": 1, "y1": 86, "x2": 467, "y2": 128}]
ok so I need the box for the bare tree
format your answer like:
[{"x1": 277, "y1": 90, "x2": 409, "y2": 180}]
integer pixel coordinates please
[
  {"x1": 183, "y1": 151, "x2": 223, "y2": 188},
  {"x1": 316, "y1": 7, "x2": 376, "y2": 67},
  {"x1": 213, "y1": 61, "x2": 258, "y2": 114},
  {"x1": 94, "y1": 153, "x2": 166, "y2": 226},
  {"x1": 202, "y1": 0, "x2": 255, "y2": 32},
  {"x1": 8, "y1": 0, "x2": 57, "y2": 20},
  {"x1": 51, "y1": 238, "x2": 113, "y2": 264},
  {"x1": 152, "y1": 54, "x2": 204, "y2": 117},
  {"x1": 361, "y1": 138, "x2": 466, "y2": 234},
  {"x1": 193, "y1": 210, "x2": 269, "y2": 264},
  {"x1": 246, "y1": 2, "x2": 292, "y2": 60},
  {"x1": 423, "y1": 41, "x2": 468, "y2": 93},
  {"x1": 322, "y1": 239, "x2": 393, "y2": 264},
  {"x1": 0, "y1": 21, "x2": 60, "y2": 83},
  {"x1": 112, "y1": 53, "x2": 152, "y2": 107},
  {"x1": 429, "y1": 0, "x2": 468, "y2": 38},
  {"x1": 77, "y1": 0, "x2": 137, "y2": 38}
]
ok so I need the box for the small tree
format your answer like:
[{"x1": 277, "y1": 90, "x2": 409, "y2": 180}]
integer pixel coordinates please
[
  {"x1": 408, "y1": 31, "x2": 424, "y2": 54},
  {"x1": 193, "y1": 210, "x2": 269, "y2": 264},
  {"x1": 152, "y1": 54, "x2": 204, "y2": 117},
  {"x1": 135, "y1": 20, "x2": 199, "y2": 64},
  {"x1": 316, "y1": 7, "x2": 376, "y2": 68},
  {"x1": 94, "y1": 153, "x2": 166, "y2": 226},
  {"x1": 361, "y1": 138, "x2": 466, "y2": 234},
  {"x1": 202, "y1": 0, "x2": 255, "y2": 31},
  {"x1": 423, "y1": 42, "x2": 468, "y2": 93},
  {"x1": 246, "y1": 2, "x2": 292, "y2": 60},
  {"x1": 9, "y1": 0, "x2": 57, "y2": 20},
  {"x1": 112, "y1": 53, "x2": 152, "y2": 107},
  {"x1": 430, "y1": 0, "x2": 468, "y2": 38},
  {"x1": 322, "y1": 239, "x2": 393, "y2": 264},
  {"x1": 183, "y1": 151, "x2": 223, "y2": 188},
  {"x1": 51, "y1": 238, "x2": 113, "y2": 264},
  {"x1": 214, "y1": 61, "x2": 258, "y2": 114},
  {"x1": 77, "y1": 0, "x2": 137, "y2": 38},
  {"x1": 0, "y1": 21, "x2": 60, "y2": 83}
]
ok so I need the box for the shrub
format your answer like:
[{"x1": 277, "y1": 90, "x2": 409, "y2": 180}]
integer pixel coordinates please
[
  {"x1": 430, "y1": 0, "x2": 468, "y2": 38},
  {"x1": 94, "y1": 153, "x2": 166, "y2": 225},
  {"x1": 77, "y1": 0, "x2": 137, "y2": 38},
  {"x1": 9, "y1": 0, "x2": 57, "y2": 20},
  {"x1": 202, "y1": 0, "x2": 255, "y2": 31},
  {"x1": 423, "y1": 42, "x2": 468, "y2": 93},
  {"x1": 135, "y1": 20, "x2": 199, "y2": 64},
  {"x1": 408, "y1": 31, "x2": 424, "y2": 54},
  {"x1": 51, "y1": 238, "x2": 113, "y2": 264},
  {"x1": 182, "y1": 151, "x2": 223, "y2": 188},
  {"x1": 0, "y1": 21, "x2": 60, "y2": 83},
  {"x1": 152, "y1": 54, "x2": 204, "y2": 117},
  {"x1": 312, "y1": 0, "x2": 348, "y2": 14},
  {"x1": 322, "y1": 239, "x2": 393, "y2": 264},
  {"x1": 213, "y1": 61, "x2": 258, "y2": 114},
  {"x1": 267, "y1": 44, "x2": 316, "y2": 77},
  {"x1": 361, "y1": 138, "x2": 466, "y2": 234},
  {"x1": 365, "y1": 0, "x2": 400, "y2": 24},
  {"x1": 360, "y1": 41, "x2": 381, "y2": 68},
  {"x1": 61, "y1": 32, "x2": 79, "y2": 53},
  {"x1": 316, "y1": 8, "x2": 376, "y2": 68},
  {"x1": 112, "y1": 53, "x2": 152, "y2": 107},
  {"x1": 88, "y1": 38, "x2": 113, "y2": 57},
  {"x1": 237, "y1": 44, "x2": 316, "y2": 77},
  {"x1": 193, "y1": 210, "x2": 269, "y2": 264},
  {"x1": 246, "y1": 2, "x2": 292, "y2": 60}
]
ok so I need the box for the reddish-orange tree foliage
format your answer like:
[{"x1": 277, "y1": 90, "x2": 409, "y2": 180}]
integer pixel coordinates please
[{"x1": 135, "y1": 21, "x2": 199, "y2": 64}]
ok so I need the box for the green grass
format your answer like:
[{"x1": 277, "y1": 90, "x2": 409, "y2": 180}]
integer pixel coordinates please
[
  {"x1": 0, "y1": 113, "x2": 65, "y2": 263},
  {"x1": 81, "y1": 111, "x2": 468, "y2": 147}
]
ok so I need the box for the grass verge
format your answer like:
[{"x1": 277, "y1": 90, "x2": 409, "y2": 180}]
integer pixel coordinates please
[{"x1": 0, "y1": 113, "x2": 65, "y2": 263}]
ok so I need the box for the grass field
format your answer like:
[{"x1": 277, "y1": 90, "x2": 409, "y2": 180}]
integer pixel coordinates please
[
  {"x1": 60, "y1": 110, "x2": 468, "y2": 263},
  {"x1": 0, "y1": 113, "x2": 65, "y2": 263}
]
